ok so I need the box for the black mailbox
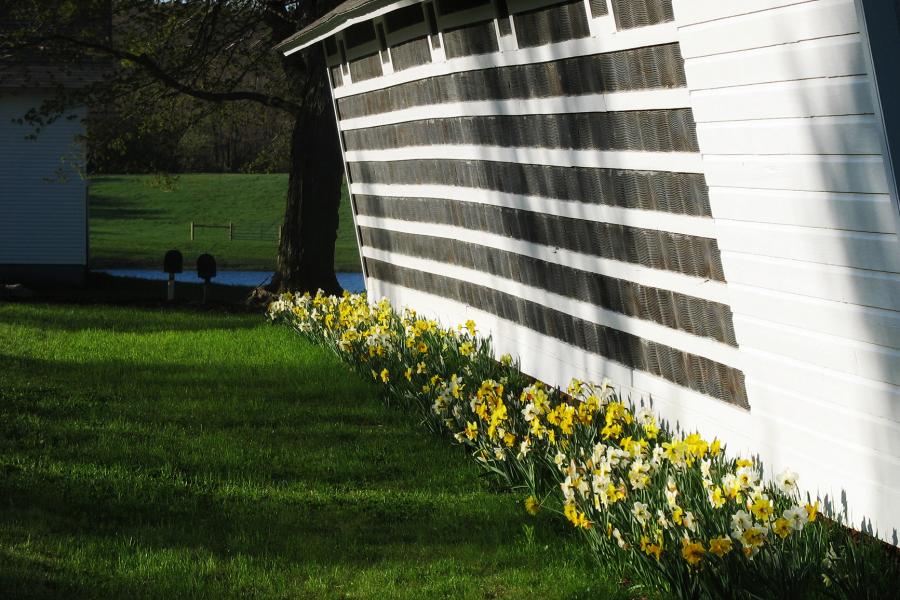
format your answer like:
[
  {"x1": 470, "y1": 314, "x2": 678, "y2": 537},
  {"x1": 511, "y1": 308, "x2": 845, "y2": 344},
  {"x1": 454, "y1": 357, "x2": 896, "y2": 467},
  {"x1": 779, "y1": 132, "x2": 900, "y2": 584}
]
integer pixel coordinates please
[
  {"x1": 197, "y1": 253, "x2": 217, "y2": 282},
  {"x1": 164, "y1": 249, "x2": 183, "y2": 274}
]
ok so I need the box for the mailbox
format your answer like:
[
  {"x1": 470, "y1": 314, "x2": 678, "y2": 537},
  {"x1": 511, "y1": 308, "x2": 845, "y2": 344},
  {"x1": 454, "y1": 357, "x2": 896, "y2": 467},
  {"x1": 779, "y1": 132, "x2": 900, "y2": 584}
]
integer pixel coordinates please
[
  {"x1": 163, "y1": 249, "x2": 183, "y2": 302},
  {"x1": 197, "y1": 253, "x2": 217, "y2": 282},
  {"x1": 164, "y1": 249, "x2": 184, "y2": 274}
]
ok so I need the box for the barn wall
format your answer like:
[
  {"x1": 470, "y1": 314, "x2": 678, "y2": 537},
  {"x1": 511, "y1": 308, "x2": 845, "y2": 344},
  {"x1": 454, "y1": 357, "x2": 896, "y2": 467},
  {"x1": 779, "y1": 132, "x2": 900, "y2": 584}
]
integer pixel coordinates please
[
  {"x1": 322, "y1": 0, "x2": 899, "y2": 543},
  {"x1": 672, "y1": 0, "x2": 900, "y2": 542},
  {"x1": 0, "y1": 90, "x2": 87, "y2": 282}
]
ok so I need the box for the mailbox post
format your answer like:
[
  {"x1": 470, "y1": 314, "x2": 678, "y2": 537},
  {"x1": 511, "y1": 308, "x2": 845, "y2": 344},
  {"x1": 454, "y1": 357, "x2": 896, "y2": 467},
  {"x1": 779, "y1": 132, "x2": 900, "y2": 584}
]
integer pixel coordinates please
[
  {"x1": 163, "y1": 250, "x2": 183, "y2": 301},
  {"x1": 196, "y1": 253, "x2": 217, "y2": 304}
]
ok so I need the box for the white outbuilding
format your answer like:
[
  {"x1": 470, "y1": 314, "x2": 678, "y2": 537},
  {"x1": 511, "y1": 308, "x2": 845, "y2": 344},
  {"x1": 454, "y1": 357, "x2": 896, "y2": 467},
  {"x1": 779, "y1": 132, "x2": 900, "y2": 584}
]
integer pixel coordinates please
[{"x1": 0, "y1": 62, "x2": 91, "y2": 286}]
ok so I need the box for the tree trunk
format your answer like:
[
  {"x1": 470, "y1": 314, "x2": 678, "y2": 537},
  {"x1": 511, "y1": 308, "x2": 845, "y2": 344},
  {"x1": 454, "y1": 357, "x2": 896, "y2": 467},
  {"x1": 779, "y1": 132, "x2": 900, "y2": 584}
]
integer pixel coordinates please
[{"x1": 271, "y1": 69, "x2": 344, "y2": 294}]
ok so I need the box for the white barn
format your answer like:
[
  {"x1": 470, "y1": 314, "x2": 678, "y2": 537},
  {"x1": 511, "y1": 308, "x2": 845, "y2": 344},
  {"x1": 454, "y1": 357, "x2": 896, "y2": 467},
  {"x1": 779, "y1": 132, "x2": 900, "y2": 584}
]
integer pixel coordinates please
[
  {"x1": 279, "y1": 0, "x2": 900, "y2": 544},
  {"x1": 0, "y1": 67, "x2": 89, "y2": 286}
]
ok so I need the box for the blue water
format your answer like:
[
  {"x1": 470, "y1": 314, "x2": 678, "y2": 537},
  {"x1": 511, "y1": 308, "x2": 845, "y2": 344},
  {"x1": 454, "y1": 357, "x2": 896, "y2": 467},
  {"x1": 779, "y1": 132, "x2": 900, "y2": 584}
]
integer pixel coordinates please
[{"x1": 97, "y1": 269, "x2": 366, "y2": 293}]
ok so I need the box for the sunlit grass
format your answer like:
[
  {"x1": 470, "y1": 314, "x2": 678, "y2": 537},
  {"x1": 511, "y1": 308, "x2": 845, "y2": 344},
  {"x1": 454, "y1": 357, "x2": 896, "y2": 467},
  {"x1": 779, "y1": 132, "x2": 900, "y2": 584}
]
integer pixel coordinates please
[
  {"x1": 89, "y1": 174, "x2": 361, "y2": 272},
  {"x1": 0, "y1": 303, "x2": 625, "y2": 599}
]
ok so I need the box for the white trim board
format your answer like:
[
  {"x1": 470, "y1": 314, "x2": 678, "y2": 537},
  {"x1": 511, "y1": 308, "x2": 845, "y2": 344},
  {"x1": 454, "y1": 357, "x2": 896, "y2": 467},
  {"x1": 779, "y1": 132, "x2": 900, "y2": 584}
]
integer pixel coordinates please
[{"x1": 346, "y1": 146, "x2": 705, "y2": 173}]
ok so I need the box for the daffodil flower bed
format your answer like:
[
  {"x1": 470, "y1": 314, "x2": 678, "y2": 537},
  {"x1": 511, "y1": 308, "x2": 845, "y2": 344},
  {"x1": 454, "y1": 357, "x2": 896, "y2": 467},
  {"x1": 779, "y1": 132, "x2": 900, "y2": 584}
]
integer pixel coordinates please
[{"x1": 269, "y1": 291, "x2": 899, "y2": 599}]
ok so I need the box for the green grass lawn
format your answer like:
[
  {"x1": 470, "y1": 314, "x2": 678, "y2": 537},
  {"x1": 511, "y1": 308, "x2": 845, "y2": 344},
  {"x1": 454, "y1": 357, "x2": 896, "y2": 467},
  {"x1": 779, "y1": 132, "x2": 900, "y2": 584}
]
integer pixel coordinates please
[
  {"x1": 0, "y1": 302, "x2": 626, "y2": 599},
  {"x1": 89, "y1": 174, "x2": 362, "y2": 272}
]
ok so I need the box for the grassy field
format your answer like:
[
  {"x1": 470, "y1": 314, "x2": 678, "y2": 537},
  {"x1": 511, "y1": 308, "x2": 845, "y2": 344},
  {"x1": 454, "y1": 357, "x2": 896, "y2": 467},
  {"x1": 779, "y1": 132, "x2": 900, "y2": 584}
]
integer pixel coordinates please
[
  {"x1": 89, "y1": 174, "x2": 362, "y2": 272},
  {"x1": 0, "y1": 301, "x2": 626, "y2": 599}
]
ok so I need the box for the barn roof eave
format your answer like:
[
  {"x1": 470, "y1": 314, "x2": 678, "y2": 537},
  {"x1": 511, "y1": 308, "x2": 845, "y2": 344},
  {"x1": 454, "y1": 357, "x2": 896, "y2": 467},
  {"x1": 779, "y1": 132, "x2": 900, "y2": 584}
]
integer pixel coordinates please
[{"x1": 275, "y1": 0, "x2": 425, "y2": 56}]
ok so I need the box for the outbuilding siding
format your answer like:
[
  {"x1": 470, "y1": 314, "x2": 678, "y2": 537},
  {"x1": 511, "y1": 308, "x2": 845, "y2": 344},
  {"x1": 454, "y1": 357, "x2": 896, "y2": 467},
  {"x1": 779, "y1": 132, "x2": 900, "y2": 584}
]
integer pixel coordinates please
[{"x1": 0, "y1": 91, "x2": 87, "y2": 275}]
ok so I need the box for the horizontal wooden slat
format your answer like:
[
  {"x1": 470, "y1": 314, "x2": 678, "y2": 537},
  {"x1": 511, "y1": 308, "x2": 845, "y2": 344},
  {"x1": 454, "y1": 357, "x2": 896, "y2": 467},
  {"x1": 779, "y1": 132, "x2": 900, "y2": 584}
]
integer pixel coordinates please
[
  {"x1": 685, "y1": 35, "x2": 866, "y2": 91},
  {"x1": 677, "y1": 0, "x2": 859, "y2": 59},
  {"x1": 721, "y1": 252, "x2": 900, "y2": 312},
  {"x1": 690, "y1": 76, "x2": 874, "y2": 123},
  {"x1": 703, "y1": 154, "x2": 889, "y2": 193},
  {"x1": 673, "y1": 0, "x2": 821, "y2": 27},
  {"x1": 717, "y1": 221, "x2": 900, "y2": 272},
  {"x1": 729, "y1": 283, "x2": 900, "y2": 349},
  {"x1": 708, "y1": 187, "x2": 896, "y2": 234},
  {"x1": 697, "y1": 115, "x2": 882, "y2": 156},
  {"x1": 346, "y1": 145, "x2": 705, "y2": 172}
]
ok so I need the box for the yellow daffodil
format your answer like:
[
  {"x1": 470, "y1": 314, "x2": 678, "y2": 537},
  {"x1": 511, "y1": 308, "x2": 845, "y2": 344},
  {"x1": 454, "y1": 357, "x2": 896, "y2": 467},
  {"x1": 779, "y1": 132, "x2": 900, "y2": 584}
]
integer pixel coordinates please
[
  {"x1": 773, "y1": 518, "x2": 792, "y2": 539},
  {"x1": 524, "y1": 495, "x2": 540, "y2": 515},
  {"x1": 681, "y1": 538, "x2": 705, "y2": 567},
  {"x1": 709, "y1": 537, "x2": 732, "y2": 557}
]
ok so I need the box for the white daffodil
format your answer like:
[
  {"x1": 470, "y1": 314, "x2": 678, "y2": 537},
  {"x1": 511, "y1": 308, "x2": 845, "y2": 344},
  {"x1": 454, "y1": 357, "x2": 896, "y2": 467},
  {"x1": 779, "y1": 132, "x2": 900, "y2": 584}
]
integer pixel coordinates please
[
  {"x1": 632, "y1": 501, "x2": 651, "y2": 527},
  {"x1": 554, "y1": 451, "x2": 567, "y2": 469},
  {"x1": 731, "y1": 510, "x2": 753, "y2": 536},
  {"x1": 776, "y1": 469, "x2": 799, "y2": 496},
  {"x1": 783, "y1": 505, "x2": 806, "y2": 531}
]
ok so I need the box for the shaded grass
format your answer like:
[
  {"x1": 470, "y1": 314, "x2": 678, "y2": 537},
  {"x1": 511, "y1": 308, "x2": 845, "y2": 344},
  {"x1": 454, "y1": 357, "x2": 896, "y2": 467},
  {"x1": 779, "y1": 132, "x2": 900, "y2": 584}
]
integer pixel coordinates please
[
  {"x1": 0, "y1": 303, "x2": 626, "y2": 599},
  {"x1": 89, "y1": 174, "x2": 361, "y2": 272}
]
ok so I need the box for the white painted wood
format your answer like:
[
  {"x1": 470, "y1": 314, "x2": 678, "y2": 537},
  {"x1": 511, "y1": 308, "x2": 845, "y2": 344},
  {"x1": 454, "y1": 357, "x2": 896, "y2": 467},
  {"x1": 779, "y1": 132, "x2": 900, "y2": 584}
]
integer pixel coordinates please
[
  {"x1": 708, "y1": 187, "x2": 896, "y2": 233},
  {"x1": 691, "y1": 76, "x2": 874, "y2": 123},
  {"x1": 685, "y1": 35, "x2": 866, "y2": 91},
  {"x1": 730, "y1": 283, "x2": 900, "y2": 349},
  {"x1": 355, "y1": 215, "x2": 732, "y2": 303},
  {"x1": 338, "y1": 88, "x2": 692, "y2": 129},
  {"x1": 677, "y1": 0, "x2": 859, "y2": 59},
  {"x1": 721, "y1": 251, "x2": 900, "y2": 311},
  {"x1": 346, "y1": 146, "x2": 704, "y2": 173},
  {"x1": 351, "y1": 182, "x2": 718, "y2": 237},
  {"x1": 332, "y1": 21, "x2": 679, "y2": 98},
  {"x1": 697, "y1": 115, "x2": 883, "y2": 155},
  {"x1": 672, "y1": 0, "x2": 815, "y2": 26},
  {"x1": 716, "y1": 220, "x2": 900, "y2": 272},
  {"x1": 362, "y1": 245, "x2": 743, "y2": 367},
  {"x1": 735, "y1": 314, "x2": 900, "y2": 385},
  {"x1": 703, "y1": 154, "x2": 889, "y2": 193},
  {"x1": 0, "y1": 92, "x2": 86, "y2": 266}
]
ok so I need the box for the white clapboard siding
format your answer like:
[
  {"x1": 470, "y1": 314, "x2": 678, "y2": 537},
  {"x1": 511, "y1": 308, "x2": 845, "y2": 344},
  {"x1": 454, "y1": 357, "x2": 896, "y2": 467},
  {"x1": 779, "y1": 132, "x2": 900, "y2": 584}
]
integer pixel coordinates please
[
  {"x1": 721, "y1": 252, "x2": 900, "y2": 312},
  {"x1": 0, "y1": 92, "x2": 87, "y2": 266},
  {"x1": 729, "y1": 284, "x2": 900, "y2": 349},
  {"x1": 708, "y1": 188, "x2": 896, "y2": 233},
  {"x1": 691, "y1": 76, "x2": 875, "y2": 123},
  {"x1": 697, "y1": 115, "x2": 883, "y2": 156},
  {"x1": 677, "y1": 0, "x2": 859, "y2": 59},
  {"x1": 675, "y1": 0, "x2": 900, "y2": 543},
  {"x1": 703, "y1": 155, "x2": 889, "y2": 193},
  {"x1": 716, "y1": 221, "x2": 900, "y2": 272},
  {"x1": 686, "y1": 35, "x2": 867, "y2": 91}
]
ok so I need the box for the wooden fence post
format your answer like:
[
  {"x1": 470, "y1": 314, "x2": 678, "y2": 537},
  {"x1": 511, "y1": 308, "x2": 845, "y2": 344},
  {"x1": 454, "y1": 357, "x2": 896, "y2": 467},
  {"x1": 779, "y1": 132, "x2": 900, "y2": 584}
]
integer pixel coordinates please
[{"x1": 190, "y1": 221, "x2": 194, "y2": 241}]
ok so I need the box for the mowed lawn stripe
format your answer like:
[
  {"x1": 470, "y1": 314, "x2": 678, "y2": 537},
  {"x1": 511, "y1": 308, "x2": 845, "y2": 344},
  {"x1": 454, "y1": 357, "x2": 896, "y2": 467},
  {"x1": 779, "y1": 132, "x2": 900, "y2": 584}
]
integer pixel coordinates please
[{"x1": 0, "y1": 303, "x2": 625, "y2": 599}]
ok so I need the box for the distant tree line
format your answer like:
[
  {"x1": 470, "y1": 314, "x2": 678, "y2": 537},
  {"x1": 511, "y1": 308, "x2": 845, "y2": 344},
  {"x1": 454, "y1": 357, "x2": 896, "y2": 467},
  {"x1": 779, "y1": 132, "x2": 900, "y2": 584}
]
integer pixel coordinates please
[{"x1": 88, "y1": 85, "x2": 294, "y2": 175}]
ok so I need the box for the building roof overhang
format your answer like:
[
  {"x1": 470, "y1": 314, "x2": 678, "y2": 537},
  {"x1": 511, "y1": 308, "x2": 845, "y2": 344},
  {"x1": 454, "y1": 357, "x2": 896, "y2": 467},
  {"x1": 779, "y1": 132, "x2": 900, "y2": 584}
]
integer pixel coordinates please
[{"x1": 275, "y1": 0, "x2": 425, "y2": 56}]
